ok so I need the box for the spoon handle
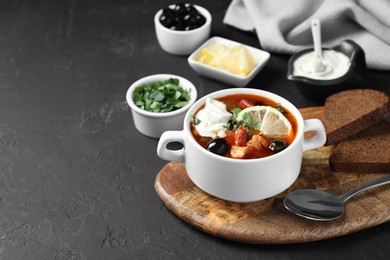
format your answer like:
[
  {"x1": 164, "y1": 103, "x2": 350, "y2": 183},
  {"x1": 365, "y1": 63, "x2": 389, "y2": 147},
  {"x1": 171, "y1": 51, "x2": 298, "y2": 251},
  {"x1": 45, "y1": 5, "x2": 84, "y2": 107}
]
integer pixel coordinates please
[
  {"x1": 311, "y1": 19, "x2": 323, "y2": 60},
  {"x1": 339, "y1": 174, "x2": 390, "y2": 202}
]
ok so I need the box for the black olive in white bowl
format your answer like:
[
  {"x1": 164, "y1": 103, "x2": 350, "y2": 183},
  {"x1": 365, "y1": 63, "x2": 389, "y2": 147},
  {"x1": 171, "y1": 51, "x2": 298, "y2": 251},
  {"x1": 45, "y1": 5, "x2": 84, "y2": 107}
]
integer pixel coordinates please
[
  {"x1": 159, "y1": 3, "x2": 206, "y2": 31},
  {"x1": 154, "y1": 3, "x2": 212, "y2": 55}
]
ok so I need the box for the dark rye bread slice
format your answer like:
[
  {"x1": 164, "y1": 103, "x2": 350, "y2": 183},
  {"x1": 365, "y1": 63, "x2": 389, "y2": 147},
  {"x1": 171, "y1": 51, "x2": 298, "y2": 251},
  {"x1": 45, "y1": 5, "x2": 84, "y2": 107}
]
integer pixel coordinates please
[
  {"x1": 323, "y1": 89, "x2": 390, "y2": 146},
  {"x1": 329, "y1": 120, "x2": 390, "y2": 173}
]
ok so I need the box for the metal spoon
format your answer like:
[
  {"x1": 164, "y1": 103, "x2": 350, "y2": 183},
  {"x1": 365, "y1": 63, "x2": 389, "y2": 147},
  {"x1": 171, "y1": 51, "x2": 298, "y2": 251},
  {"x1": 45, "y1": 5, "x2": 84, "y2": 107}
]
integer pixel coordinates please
[
  {"x1": 311, "y1": 19, "x2": 332, "y2": 74},
  {"x1": 284, "y1": 174, "x2": 390, "y2": 221}
]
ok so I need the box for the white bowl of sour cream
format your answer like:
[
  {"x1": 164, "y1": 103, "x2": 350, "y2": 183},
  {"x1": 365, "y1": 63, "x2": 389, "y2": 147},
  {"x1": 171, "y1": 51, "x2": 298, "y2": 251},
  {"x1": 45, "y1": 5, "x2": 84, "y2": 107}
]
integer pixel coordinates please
[
  {"x1": 287, "y1": 40, "x2": 367, "y2": 101},
  {"x1": 293, "y1": 50, "x2": 351, "y2": 80}
]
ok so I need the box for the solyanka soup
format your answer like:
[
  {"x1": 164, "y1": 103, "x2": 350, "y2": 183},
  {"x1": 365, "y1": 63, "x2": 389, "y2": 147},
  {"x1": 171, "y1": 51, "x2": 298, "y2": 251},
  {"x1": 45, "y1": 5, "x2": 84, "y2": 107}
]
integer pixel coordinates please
[{"x1": 190, "y1": 94, "x2": 298, "y2": 159}]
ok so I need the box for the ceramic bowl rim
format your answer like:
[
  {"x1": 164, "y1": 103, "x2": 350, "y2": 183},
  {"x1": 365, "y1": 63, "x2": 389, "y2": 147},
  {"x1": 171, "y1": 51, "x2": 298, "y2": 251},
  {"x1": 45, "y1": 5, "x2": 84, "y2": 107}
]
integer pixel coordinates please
[{"x1": 183, "y1": 88, "x2": 305, "y2": 164}]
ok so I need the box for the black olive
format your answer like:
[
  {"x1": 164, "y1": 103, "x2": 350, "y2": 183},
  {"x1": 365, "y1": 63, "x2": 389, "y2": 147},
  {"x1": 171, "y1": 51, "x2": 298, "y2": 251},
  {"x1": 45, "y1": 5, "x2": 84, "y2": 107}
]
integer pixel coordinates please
[
  {"x1": 162, "y1": 7, "x2": 175, "y2": 17},
  {"x1": 173, "y1": 15, "x2": 181, "y2": 23},
  {"x1": 174, "y1": 3, "x2": 186, "y2": 13},
  {"x1": 159, "y1": 3, "x2": 206, "y2": 31},
  {"x1": 269, "y1": 140, "x2": 288, "y2": 153},
  {"x1": 187, "y1": 5, "x2": 199, "y2": 16},
  {"x1": 160, "y1": 15, "x2": 175, "y2": 28},
  {"x1": 170, "y1": 24, "x2": 185, "y2": 31},
  {"x1": 196, "y1": 15, "x2": 206, "y2": 27},
  {"x1": 183, "y1": 14, "x2": 191, "y2": 22},
  {"x1": 188, "y1": 24, "x2": 198, "y2": 30},
  {"x1": 188, "y1": 15, "x2": 199, "y2": 25},
  {"x1": 177, "y1": 9, "x2": 188, "y2": 18},
  {"x1": 207, "y1": 138, "x2": 228, "y2": 156}
]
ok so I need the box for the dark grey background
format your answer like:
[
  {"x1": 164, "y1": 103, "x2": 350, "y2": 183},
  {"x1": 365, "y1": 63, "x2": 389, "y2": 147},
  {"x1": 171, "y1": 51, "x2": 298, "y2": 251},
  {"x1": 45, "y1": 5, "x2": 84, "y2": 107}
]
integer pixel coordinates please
[{"x1": 1, "y1": 0, "x2": 389, "y2": 259}]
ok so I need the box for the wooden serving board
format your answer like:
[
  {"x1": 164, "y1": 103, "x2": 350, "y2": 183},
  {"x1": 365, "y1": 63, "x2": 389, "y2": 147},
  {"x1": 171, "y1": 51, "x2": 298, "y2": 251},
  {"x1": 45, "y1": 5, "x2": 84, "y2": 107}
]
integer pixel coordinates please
[{"x1": 154, "y1": 107, "x2": 390, "y2": 244}]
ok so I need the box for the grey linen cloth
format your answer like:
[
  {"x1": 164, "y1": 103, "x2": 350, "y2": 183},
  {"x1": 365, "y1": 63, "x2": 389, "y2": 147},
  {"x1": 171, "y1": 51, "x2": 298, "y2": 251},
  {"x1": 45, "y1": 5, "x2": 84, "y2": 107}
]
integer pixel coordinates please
[{"x1": 223, "y1": 0, "x2": 390, "y2": 70}]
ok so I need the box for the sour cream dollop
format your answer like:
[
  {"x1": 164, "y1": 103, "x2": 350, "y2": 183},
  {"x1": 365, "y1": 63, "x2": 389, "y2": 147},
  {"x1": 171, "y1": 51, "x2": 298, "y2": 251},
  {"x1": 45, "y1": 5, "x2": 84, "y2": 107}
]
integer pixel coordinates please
[
  {"x1": 293, "y1": 50, "x2": 351, "y2": 80},
  {"x1": 194, "y1": 98, "x2": 232, "y2": 138}
]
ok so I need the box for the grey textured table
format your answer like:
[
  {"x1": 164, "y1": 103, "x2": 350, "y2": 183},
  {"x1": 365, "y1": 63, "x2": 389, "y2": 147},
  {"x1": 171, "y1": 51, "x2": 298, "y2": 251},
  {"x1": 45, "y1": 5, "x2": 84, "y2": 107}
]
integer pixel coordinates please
[{"x1": 1, "y1": 0, "x2": 390, "y2": 259}]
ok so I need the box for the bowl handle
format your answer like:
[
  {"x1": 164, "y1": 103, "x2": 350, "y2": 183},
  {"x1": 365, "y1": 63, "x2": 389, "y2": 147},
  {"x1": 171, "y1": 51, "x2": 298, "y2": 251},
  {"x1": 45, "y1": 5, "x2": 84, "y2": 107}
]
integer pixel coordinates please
[
  {"x1": 157, "y1": 131, "x2": 185, "y2": 163},
  {"x1": 302, "y1": 119, "x2": 327, "y2": 152}
]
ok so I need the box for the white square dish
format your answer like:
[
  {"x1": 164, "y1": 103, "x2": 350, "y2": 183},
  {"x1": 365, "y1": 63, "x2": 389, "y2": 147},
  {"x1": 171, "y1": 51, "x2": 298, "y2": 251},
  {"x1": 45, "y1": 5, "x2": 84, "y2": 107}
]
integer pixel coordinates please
[{"x1": 188, "y1": 36, "x2": 271, "y2": 87}]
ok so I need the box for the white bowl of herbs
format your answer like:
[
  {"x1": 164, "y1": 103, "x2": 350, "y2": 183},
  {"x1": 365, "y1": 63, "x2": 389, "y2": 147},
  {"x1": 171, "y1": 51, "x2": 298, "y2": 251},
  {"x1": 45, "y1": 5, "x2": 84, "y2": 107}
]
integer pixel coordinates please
[{"x1": 126, "y1": 74, "x2": 197, "y2": 138}]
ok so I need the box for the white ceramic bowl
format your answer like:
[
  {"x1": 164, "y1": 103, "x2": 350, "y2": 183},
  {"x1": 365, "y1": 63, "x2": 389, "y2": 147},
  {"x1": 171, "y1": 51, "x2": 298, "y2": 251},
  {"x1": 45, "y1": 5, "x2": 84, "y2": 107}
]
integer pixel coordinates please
[
  {"x1": 188, "y1": 36, "x2": 271, "y2": 87},
  {"x1": 157, "y1": 88, "x2": 326, "y2": 202},
  {"x1": 126, "y1": 74, "x2": 197, "y2": 138},
  {"x1": 154, "y1": 4, "x2": 212, "y2": 55}
]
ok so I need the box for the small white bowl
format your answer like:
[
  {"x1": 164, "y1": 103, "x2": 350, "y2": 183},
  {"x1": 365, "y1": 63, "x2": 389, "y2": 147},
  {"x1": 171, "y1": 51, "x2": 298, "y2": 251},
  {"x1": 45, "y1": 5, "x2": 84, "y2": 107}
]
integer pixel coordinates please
[
  {"x1": 126, "y1": 74, "x2": 197, "y2": 138},
  {"x1": 188, "y1": 36, "x2": 271, "y2": 87},
  {"x1": 154, "y1": 4, "x2": 212, "y2": 55}
]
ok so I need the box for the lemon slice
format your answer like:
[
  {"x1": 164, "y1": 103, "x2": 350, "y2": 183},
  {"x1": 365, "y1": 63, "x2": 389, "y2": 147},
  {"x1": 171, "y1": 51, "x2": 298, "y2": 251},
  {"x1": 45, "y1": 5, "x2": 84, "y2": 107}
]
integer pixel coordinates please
[{"x1": 236, "y1": 106, "x2": 292, "y2": 138}]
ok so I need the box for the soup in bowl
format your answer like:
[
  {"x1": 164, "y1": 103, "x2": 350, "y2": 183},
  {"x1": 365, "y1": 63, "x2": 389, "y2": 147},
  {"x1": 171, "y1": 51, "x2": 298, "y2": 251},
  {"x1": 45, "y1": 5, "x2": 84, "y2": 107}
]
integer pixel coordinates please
[
  {"x1": 157, "y1": 88, "x2": 326, "y2": 202},
  {"x1": 190, "y1": 93, "x2": 298, "y2": 159}
]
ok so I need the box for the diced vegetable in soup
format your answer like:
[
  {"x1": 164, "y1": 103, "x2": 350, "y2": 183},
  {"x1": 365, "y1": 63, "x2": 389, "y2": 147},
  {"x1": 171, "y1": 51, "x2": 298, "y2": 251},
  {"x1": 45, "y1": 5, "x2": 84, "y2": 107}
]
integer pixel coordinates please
[{"x1": 190, "y1": 94, "x2": 297, "y2": 159}]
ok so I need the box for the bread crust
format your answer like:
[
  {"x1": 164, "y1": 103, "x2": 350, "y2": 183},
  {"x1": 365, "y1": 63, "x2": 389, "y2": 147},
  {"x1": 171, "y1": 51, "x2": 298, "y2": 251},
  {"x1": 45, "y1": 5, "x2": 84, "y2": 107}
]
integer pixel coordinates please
[
  {"x1": 329, "y1": 120, "x2": 390, "y2": 173},
  {"x1": 323, "y1": 89, "x2": 390, "y2": 146}
]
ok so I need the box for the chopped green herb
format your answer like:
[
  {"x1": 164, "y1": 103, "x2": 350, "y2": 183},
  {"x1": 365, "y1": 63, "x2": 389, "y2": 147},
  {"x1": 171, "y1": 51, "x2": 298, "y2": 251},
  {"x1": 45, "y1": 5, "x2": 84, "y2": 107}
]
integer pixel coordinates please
[
  {"x1": 241, "y1": 112, "x2": 252, "y2": 128},
  {"x1": 133, "y1": 78, "x2": 191, "y2": 113},
  {"x1": 231, "y1": 107, "x2": 242, "y2": 120},
  {"x1": 254, "y1": 121, "x2": 261, "y2": 130},
  {"x1": 190, "y1": 115, "x2": 201, "y2": 125},
  {"x1": 274, "y1": 103, "x2": 284, "y2": 113},
  {"x1": 225, "y1": 107, "x2": 244, "y2": 131}
]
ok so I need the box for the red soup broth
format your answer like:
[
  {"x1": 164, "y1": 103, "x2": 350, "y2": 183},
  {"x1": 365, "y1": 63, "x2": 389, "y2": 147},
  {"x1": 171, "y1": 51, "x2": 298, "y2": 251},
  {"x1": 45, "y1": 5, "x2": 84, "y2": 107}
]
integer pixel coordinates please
[{"x1": 190, "y1": 94, "x2": 298, "y2": 159}]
